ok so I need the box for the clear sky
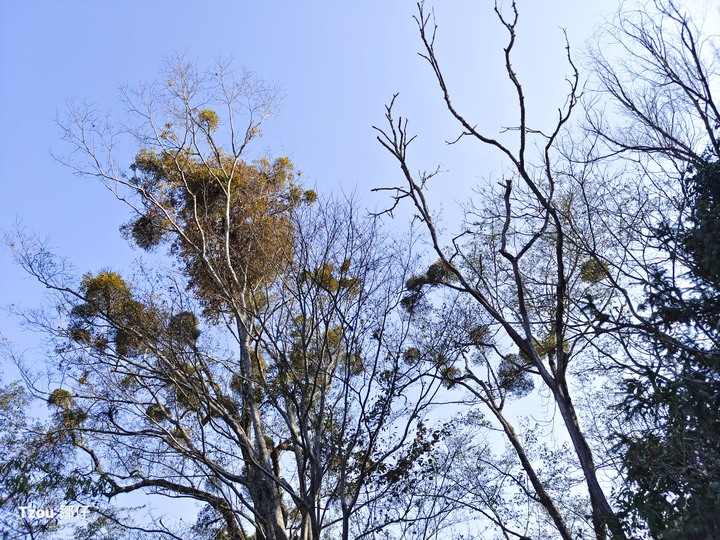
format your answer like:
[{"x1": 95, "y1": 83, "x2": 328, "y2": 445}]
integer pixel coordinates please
[{"x1": 0, "y1": 1, "x2": 613, "y2": 341}]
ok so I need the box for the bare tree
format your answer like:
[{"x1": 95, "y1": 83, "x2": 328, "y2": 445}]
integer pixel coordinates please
[
  {"x1": 573, "y1": 1, "x2": 720, "y2": 536},
  {"x1": 375, "y1": 3, "x2": 628, "y2": 538}
]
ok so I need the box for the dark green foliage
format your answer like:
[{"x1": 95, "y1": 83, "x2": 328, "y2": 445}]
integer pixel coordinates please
[
  {"x1": 377, "y1": 421, "x2": 446, "y2": 487},
  {"x1": 123, "y1": 211, "x2": 167, "y2": 250},
  {"x1": 618, "y1": 372, "x2": 720, "y2": 538},
  {"x1": 145, "y1": 404, "x2": 170, "y2": 422},
  {"x1": 682, "y1": 160, "x2": 720, "y2": 286},
  {"x1": 399, "y1": 289, "x2": 425, "y2": 314},
  {"x1": 425, "y1": 259, "x2": 455, "y2": 284},
  {"x1": 617, "y1": 153, "x2": 720, "y2": 538}
]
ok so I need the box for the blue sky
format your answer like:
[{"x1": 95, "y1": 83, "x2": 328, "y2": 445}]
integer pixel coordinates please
[{"x1": 0, "y1": 0, "x2": 611, "y2": 378}]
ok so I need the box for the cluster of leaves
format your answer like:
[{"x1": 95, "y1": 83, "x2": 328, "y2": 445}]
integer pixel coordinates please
[
  {"x1": 579, "y1": 258, "x2": 609, "y2": 284},
  {"x1": 401, "y1": 259, "x2": 456, "y2": 313},
  {"x1": 66, "y1": 270, "x2": 227, "y2": 421},
  {"x1": 126, "y1": 144, "x2": 315, "y2": 316},
  {"x1": 69, "y1": 271, "x2": 161, "y2": 357},
  {"x1": 378, "y1": 421, "x2": 447, "y2": 488},
  {"x1": 682, "y1": 159, "x2": 720, "y2": 286},
  {"x1": 496, "y1": 354, "x2": 534, "y2": 399}
]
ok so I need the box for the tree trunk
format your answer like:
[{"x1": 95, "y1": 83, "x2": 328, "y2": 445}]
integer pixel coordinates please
[
  {"x1": 494, "y1": 404, "x2": 575, "y2": 540},
  {"x1": 237, "y1": 320, "x2": 289, "y2": 540},
  {"x1": 552, "y1": 382, "x2": 625, "y2": 540}
]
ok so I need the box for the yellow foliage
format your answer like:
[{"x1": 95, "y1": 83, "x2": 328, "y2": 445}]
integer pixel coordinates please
[
  {"x1": 580, "y1": 258, "x2": 609, "y2": 283},
  {"x1": 128, "y1": 150, "x2": 312, "y2": 316},
  {"x1": 71, "y1": 272, "x2": 162, "y2": 357},
  {"x1": 440, "y1": 365, "x2": 459, "y2": 388},
  {"x1": 48, "y1": 389, "x2": 87, "y2": 428},
  {"x1": 48, "y1": 388, "x2": 74, "y2": 410},
  {"x1": 303, "y1": 189, "x2": 318, "y2": 203},
  {"x1": 197, "y1": 108, "x2": 219, "y2": 132},
  {"x1": 78, "y1": 271, "x2": 132, "y2": 316},
  {"x1": 170, "y1": 426, "x2": 190, "y2": 444},
  {"x1": 519, "y1": 333, "x2": 569, "y2": 363}
]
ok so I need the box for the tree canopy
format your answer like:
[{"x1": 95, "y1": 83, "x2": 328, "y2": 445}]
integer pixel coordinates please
[
  {"x1": 3, "y1": 1, "x2": 720, "y2": 539},
  {"x1": 3, "y1": 60, "x2": 442, "y2": 540}
]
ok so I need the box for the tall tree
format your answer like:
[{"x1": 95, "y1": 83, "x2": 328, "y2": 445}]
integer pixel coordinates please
[
  {"x1": 378, "y1": 1, "x2": 720, "y2": 535},
  {"x1": 375, "y1": 3, "x2": 625, "y2": 539},
  {"x1": 8, "y1": 59, "x2": 439, "y2": 540},
  {"x1": 581, "y1": 1, "x2": 720, "y2": 536}
]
